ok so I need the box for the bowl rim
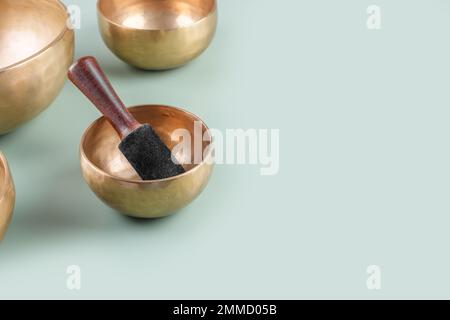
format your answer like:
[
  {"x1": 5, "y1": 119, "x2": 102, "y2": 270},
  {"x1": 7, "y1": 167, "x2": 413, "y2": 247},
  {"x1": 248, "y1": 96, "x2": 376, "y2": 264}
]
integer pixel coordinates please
[
  {"x1": 97, "y1": 0, "x2": 217, "y2": 32},
  {"x1": 0, "y1": 0, "x2": 72, "y2": 73},
  {"x1": 80, "y1": 104, "x2": 214, "y2": 184},
  {"x1": 0, "y1": 152, "x2": 11, "y2": 203}
]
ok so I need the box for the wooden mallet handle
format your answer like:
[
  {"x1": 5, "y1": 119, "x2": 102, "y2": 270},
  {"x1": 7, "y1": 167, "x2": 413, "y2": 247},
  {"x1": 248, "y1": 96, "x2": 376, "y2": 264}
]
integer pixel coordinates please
[{"x1": 68, "y1": 56, "x2": 141, "y2": 138}]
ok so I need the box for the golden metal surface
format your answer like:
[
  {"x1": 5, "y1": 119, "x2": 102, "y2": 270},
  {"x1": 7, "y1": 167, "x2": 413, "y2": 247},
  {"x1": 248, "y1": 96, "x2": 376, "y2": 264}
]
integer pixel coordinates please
[
  {"x1": 0, "y1": 0, "x2": 75, "y2": 135},
  {"x1": 97, "y1": 0, "x2": 217, "y2": 70},
  {"x1": 0, "y1": 153, "x2": 15, "y2": 240},
  {"x1": 80, "y1": 105, "x2": 214, "y2": 218}
]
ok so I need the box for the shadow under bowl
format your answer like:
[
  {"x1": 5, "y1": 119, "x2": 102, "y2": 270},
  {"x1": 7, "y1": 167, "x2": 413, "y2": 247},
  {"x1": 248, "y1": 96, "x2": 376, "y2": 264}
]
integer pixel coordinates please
[
  {"x1": 97, "y1": 0, "x2": 218, "y2": 70},
  {"x1": 0, "y1": 153, "x2": 15, "y2": 240},
  {"x1": 0, "y1": 0, "x2": 74, "y2": 135},
  {"x1": 80, "y1": 105, "x2": 214, "y2": 218}
]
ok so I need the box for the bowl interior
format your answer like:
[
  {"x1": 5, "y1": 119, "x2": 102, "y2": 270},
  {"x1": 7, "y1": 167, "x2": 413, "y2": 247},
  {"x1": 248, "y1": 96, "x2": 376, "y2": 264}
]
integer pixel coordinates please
[
  {"x1": 98, "y1": 0, "x2": 215, "y2": 30},
  {"x1": 0, "y1": 0, "x2": 68, "y2": 70},
  {"x1": 82, "y1": 105, "x2": 211, "y2": 181}
]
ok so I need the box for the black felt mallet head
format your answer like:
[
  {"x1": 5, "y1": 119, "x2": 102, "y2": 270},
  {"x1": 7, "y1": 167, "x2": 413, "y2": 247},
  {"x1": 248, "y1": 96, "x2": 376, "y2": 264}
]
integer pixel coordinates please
[{"x1": 68, "y1": 56, "x2": 185, "y2": 180}]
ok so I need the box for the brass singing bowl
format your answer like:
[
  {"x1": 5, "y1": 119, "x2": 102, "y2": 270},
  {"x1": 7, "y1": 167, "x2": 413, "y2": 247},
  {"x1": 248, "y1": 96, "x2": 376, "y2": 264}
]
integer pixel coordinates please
[
  {"x1": 0, "y1": 153, "x2": 15, "y2": 240},
  {"x1": 81, "y1": 105, "x2": 214, "y2": 218},
  {"x1": 0, "y1": 0, "x2": 74, "y2": 135},
  {"x1": 97, "y1": 0, "x2": 217, "y2": 70}
]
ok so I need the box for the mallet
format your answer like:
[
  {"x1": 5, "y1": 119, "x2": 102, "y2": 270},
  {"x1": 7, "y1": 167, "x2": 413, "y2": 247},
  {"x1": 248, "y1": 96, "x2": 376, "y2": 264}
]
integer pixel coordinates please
[{"x1": 68, "y1": 56, "x2": 185, "y2": 180}]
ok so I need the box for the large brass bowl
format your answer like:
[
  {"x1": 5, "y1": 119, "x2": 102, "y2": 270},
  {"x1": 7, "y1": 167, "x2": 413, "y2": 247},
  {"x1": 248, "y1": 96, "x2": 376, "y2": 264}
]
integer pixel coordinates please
[
  {"x1": 0, "y1": 0, "x2": 75, "y2": 135},
  {"x1": 80, "y1": 105, "x2": 214, "y2": 218},
  {"x1": 97, "y1": 0, "x2": 217, "y2": 70},
  {"x1": 0, "y1": 153, "x2": 15, "y2": 240}
]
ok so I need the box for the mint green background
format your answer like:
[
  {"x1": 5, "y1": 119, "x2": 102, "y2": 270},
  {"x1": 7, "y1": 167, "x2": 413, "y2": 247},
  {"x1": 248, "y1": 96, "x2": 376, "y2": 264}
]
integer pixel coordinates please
[{"x1": 1, "y1": 0, "x2": 450, "y2": 299}]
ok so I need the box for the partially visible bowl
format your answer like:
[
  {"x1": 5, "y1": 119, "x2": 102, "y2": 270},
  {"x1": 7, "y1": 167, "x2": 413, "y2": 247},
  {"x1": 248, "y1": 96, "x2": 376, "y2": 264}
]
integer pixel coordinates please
[
  {"x1": 0, "y1": 0, "x2": 75, "y2": 134},
  {"x1": 0, "y1": 153, "x2": 15, "y2": 240},
  {"x1": 97, "y1": 0, "x2": 217, "y2": 70},
  {"x1": 80, "y1": 105, "x2": 214, "y2": 218}
]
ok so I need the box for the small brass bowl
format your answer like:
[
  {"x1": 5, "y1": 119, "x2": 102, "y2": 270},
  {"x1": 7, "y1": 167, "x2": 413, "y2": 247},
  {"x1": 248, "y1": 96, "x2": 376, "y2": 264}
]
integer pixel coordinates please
[
  {"x1": 0, "y1": 0, "x2": 74, "y2": 135},
  {"x1": 0, "y1": 153, "x2": 15, "y2": 240},
  {"x1": 80, "y1": 105, "x2": 214, "y2": 218},
  {"x1": 97, "y1": 0, "x2": 218, "y2": 70}
]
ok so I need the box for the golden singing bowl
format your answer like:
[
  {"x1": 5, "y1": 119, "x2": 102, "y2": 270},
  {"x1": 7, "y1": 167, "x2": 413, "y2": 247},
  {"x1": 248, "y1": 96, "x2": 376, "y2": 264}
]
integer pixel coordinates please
[
  {"x1": 0, "y1": 0, "x2": 75, "y2": 135},
  {"x1": 0, "y1": 153, "x2": 15, "y2": 240},
  {"x1": 97, "y1": 0, "x2": 218, "y2": 70},
  {"x1": 81, "y1": 105, "x2": 214, "y2": 218}
]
